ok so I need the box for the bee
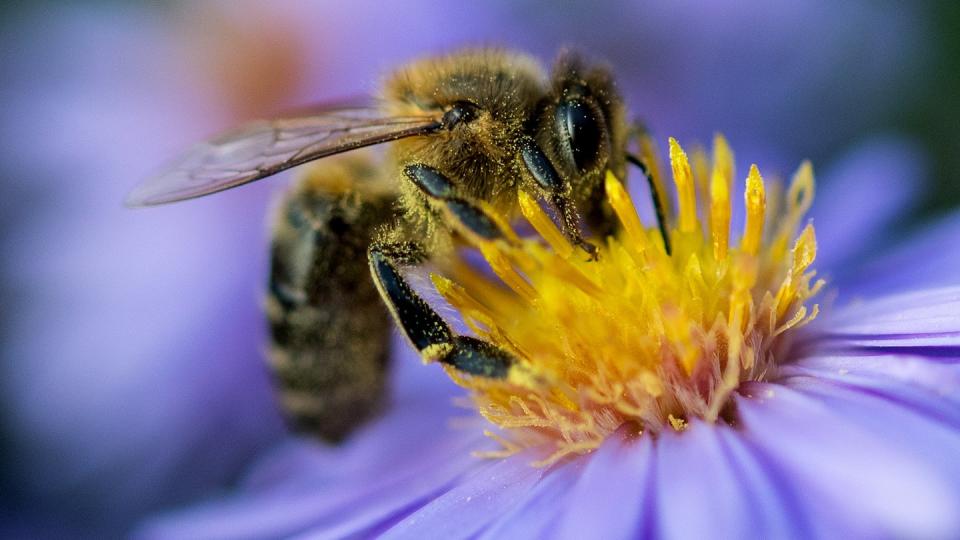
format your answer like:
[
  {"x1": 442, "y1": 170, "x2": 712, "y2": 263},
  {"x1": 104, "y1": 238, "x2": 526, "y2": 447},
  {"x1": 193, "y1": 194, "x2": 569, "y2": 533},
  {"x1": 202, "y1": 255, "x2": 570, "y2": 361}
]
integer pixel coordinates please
[{"x1": 129, "y1": 49, "x2": 666, "y2": 441}]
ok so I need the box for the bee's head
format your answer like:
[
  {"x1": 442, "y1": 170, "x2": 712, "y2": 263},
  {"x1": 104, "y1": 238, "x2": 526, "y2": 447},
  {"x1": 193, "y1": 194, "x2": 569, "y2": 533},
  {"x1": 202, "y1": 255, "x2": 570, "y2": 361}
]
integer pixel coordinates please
[{"x1": 536, "y1": 53, "x2": 624, "y2": 182}]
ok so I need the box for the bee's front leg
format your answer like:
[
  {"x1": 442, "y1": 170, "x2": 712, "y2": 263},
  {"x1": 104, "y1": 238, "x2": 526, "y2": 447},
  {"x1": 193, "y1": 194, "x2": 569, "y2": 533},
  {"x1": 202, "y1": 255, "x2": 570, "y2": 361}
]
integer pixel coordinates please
[
  {"x1": 368, "y1": 242, "x2": 514, "y2": 379},
  {"x1": 519, "y1": 136, "x2": 599, "y2": 260}
]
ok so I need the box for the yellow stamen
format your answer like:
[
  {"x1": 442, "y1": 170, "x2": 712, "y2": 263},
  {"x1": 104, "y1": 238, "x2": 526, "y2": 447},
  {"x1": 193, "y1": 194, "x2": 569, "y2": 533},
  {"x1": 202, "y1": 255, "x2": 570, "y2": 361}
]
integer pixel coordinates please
[
  {"x1": 742, "y1": 165, "x2": 766, "y2": 255},
  {"x1": 479, "y1": 243, "x2": 536, "y2": 303},
  {"x1": 669, "y1": 137, "x2": 698, "y2": 234},
  {"x1": 429, "y1": 136, "x2": 823, "y2": 465},
  {"x1": 518, "y1": 190, "x2": 574, "y2": 258},
  {"x1": 639, "y1": 132, "x2": 672, "y2": 224},
  {"x1": 604, "y1": 171, "x2": 648, "y2": 254},
  {"x1": 690, "y1": 145, "x2": 711, "y2": 223},
  {"x1": 710, "y1": 135, "x2": 734, "y2": 261}
]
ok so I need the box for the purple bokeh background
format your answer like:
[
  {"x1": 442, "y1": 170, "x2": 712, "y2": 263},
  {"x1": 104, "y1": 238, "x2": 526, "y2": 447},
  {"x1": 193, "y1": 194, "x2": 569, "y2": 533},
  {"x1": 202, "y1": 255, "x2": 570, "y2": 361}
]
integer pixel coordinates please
[{"x1": 0, "y1": 1, "x2": 943, "y2": 536}]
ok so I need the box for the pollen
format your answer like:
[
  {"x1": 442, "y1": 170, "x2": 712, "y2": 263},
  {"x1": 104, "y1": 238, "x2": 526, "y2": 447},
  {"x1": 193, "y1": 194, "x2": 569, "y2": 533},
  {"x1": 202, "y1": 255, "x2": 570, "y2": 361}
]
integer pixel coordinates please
[{"x1": 432, "y1": 135, "x2": 824, "y2": 466}]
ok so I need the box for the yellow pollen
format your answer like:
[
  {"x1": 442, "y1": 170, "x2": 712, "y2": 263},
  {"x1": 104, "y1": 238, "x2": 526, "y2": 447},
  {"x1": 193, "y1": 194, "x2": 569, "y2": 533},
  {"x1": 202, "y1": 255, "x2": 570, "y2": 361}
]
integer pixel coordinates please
[
  {"x1": 669, "y1": 137, "x2": 698, "y2": 234},
  {"x1": 742, "y1": 165, "x2": 766, "y2": 256},
  {"x1": 710, "y1": 134, "x2": 734, "y2": 261},
  {"x1": 433, "y1": 135, "x2": 824, "y2": 465}
]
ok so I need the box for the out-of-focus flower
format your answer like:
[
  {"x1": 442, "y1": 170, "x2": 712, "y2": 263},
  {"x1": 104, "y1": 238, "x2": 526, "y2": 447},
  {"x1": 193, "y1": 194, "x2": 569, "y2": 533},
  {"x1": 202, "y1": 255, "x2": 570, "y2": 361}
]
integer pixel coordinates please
[
  {"x1": 0, "y1": 4, "x2": 307, "y2": 535},
  {"x1": 137, "y1": 135, "x2": 960, "y2": 539}
]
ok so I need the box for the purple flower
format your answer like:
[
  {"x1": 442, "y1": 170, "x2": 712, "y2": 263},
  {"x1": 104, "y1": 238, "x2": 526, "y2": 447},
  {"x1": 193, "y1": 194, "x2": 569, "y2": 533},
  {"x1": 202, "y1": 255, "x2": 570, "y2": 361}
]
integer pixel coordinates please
[
  {"x1": 0, "y1": 2, "x2": 937, "y2": 537},
  {"x1": 135, "y1": 134, "x2": 960, "y2": 539}
]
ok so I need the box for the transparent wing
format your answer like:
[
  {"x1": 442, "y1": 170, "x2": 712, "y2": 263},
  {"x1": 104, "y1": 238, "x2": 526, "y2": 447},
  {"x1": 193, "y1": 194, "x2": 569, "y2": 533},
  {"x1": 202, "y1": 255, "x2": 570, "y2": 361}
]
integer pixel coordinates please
[{"x1": 127, "y1": 108, "x2": 442, "y2": 206}]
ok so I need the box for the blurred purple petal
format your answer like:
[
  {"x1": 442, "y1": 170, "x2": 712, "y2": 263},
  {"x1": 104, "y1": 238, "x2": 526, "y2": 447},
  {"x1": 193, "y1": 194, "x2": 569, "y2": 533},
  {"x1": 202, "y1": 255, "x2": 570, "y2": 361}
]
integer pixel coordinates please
[
  {"x1": 709, "y1": 427, "x2": 814, "y2": 539},
  {"x1": 790, "y1": 352, "x2": 959, "y2": 405},
  {"x1": 378, "y1": 453, "x2": 544, "y2": 540},
  {"x1": 551, "y1": 435, "x2": 654, "y2": 539},
  {"x1": 476, "y1": 458, "x2": 582, "y2": 539},
  {"x1": 137, "y1": 339, "x2": 477, "y2": 539},
  {"x1": 843, "y1": 211, "x2": 960, "y2": 297},
  {"x1": 810, "y1": 286, "x2": 960, "y2": 350},
  {"x1": 779, "y1": 356, "x2": 960, "y2": 430},
  {"x1": 776, "y1": 373, "x2": 960, "y2": 471},
  {"x1": 736, "y1": 383, "x2": 960, "y2": 538},
  {"x1": 811, "y1": 136, "x2": 925, "y2": 273},
  {"x1": 137, "y1": 433, "x2": 481, "y2": 540},
  {"x1": 653, "y1": 422, "x2": 802, "y2": 539}
]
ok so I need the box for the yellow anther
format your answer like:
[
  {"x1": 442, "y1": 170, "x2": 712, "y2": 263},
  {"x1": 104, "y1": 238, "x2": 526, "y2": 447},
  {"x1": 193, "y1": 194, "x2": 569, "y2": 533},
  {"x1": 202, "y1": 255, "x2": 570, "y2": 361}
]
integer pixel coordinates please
[
  {"x1": 429, "y1": 136, "x2": 823, "y2": 465},
  {"x1": 710, "y1": 167, "x2": 730, "y2": 261},
  {"x1": 712, "y1": 134, "x2": 735, "y2": 186},
  {"x1": 792, "y1": 223, "x2": 818, "y2": 271},
  {"x1": 691, "y1": 145, "x2": 711, "y2": 218},
  {"x1": 669, "y1": 137, "x2": 698, "y2": 233},
  {"x1": 479, "y1": 244, "x2": 537, "y2": 303},
  {"x1": 787, "y1": 161, "x2": 815, "y2": 223},
  {"x1": 605, "y1": 171, "x2": 648, "y2": 253},
  {"x1": 518, "y1": 190, "x2": 574, "y2": 258},
  {"x1": 741, "y1": 165, "x2": 766, "y2": 255},
  {"x1": 639, "y1": 133, "x2": 672, "y2": 223},
  {"x1": 709, "y1": 139, "x2": 732, "y2": 261}
]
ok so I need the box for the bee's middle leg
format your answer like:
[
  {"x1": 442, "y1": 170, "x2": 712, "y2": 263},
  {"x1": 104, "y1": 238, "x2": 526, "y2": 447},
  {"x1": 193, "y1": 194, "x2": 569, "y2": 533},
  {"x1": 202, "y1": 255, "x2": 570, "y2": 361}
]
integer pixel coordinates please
[
  {"x1": 367, "y1": 241, "x2": 514, "y2": 378},
  {"x1": 370, "y1": 165, "x2": 516, "y2": 377}
]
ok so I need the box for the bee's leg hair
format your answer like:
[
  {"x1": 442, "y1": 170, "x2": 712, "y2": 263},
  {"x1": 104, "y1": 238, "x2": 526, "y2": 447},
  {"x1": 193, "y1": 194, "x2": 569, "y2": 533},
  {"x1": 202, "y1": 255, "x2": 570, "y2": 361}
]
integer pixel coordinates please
[{"x1": 368, "y1": 243, "x2": 514, "y2": 378}]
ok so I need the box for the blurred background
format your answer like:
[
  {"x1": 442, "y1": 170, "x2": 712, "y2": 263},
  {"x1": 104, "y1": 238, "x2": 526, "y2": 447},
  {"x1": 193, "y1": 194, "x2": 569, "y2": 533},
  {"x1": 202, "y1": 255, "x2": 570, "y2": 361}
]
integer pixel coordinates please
[{"x1": 1, "y1": 1, "x2": 957, "y2": 536}]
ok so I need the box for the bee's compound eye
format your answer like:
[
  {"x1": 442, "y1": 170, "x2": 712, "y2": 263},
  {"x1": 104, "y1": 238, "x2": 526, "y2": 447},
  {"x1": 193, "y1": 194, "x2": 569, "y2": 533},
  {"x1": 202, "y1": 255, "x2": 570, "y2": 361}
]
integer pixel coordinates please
[
  {"x1": 442, "y1": 100, "x2": 480, "y2": 129},
  {"x1": 555, "y1": 98, "x2": 603, "y2": 173}
]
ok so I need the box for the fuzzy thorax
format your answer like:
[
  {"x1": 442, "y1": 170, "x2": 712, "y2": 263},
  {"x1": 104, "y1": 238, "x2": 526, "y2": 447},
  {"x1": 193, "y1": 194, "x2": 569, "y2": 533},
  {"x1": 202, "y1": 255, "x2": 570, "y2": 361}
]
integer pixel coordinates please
[{"x1": 431, "y1": 135, "x2": 823, "y2": 466}]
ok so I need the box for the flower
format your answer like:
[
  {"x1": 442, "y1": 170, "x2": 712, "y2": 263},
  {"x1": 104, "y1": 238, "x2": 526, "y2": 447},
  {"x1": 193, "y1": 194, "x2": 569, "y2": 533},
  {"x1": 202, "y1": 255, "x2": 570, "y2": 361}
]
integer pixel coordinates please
[
  {"x1": 136, "y1": 135, "x2": 960, "y2": 539},
  {"x1": 433, "y1": 135, "x2": 821, "y2": 466},
  {"x1": 0, "y1": 2, "x2": 938, "y2": 536}
]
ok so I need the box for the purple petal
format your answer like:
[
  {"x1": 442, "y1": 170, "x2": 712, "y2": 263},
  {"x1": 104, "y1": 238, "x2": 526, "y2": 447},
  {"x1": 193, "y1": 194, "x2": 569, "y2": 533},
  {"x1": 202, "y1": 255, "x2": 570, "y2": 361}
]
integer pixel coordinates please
[
  {"x1": 653, "y1": 422, "x2": 805, "y2": 539},
  {"x1": 551, "y1": 435, "x2": 655, "y2": 539},
  {"x1": 779, "y1": 354, "x2": 960, "y2": 425},
  {"x1": 476, "y1": 458, "x2": 583, "y2": 539},
  {"x1": 810, "y1": 136, "x2": 925, "y2": 274},
  {"x1": 136, "y1": 427, "x2": 486, "y2": 540},
  {"x1": 710, "y1": 427, "x2": 814, "y2": 538},
  {"x1": 137, "y1": 350, "x2": 485, "y2": 539},
  {"x1": 378, "y1": 453, "x2": 544, "y2": 540},
  {"x1": 840, "y1": 211, "x2": 960, "y2": 297},
  {"x1": 736, "y1": 383, "x2": 960, "y2": 538},
  {"x1": 778, "y1": 364, "x2": 960, "y2": 440},
  {"x1": 809, "y1": 286, "x2": 960, "y2": 350}
]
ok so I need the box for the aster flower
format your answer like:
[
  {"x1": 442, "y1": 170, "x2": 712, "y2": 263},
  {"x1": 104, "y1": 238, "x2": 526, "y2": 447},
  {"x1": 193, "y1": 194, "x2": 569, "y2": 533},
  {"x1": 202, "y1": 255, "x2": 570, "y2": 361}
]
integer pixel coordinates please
[
  {"x1": 0, "y1": 2, "x2": 938, "y2": 536},
  {"x1": 137, "y1": 135, "x2": 960, "y2": 539}
]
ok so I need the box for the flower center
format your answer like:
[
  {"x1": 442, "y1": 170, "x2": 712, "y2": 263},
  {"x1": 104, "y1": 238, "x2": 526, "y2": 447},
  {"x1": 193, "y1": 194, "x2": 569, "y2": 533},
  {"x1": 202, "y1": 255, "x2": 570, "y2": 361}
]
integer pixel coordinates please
[{"x1": 431, "y1": 135, "x2": 824, "y2": 465}]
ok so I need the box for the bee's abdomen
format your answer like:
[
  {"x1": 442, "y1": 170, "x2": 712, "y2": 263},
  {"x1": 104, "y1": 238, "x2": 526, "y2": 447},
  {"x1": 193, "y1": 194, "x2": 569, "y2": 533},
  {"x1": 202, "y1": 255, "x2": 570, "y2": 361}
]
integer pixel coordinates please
[{"x1": 266, "y1": 159, "x2": 397, "y2": 441}]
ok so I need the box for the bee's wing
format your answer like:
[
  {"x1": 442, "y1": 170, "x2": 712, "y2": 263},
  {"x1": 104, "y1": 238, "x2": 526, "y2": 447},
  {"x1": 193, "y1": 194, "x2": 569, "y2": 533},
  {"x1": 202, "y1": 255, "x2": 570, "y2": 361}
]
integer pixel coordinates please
[{"x1": 127, "y1": 108, "x2": 442, "y2": 206}]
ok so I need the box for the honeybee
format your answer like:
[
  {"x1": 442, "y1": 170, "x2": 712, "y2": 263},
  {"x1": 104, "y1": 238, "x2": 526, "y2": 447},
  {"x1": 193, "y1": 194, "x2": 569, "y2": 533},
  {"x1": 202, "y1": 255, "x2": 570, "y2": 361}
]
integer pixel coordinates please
[{"x1": 129, "y1": 49, "x2": 666, "y2": 441}]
